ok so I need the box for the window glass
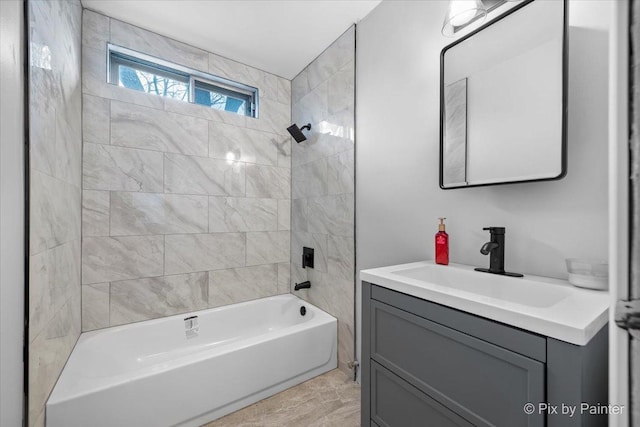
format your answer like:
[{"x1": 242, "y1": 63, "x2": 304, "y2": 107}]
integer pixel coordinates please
[
  {"x1": 116, "y1": 61, "x2": 189, "y2": 101},
  {"x1": 194, "y1": 81, "x2": 252, "y2": 116}
]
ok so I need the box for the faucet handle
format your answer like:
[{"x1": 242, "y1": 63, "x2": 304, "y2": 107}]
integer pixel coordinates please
[
  {"x1": 302, "y1": 247, "x2": 314, "y2": 269},
  {"x1": 482, "y1": 226, "x2": 505, "y2": 234}
]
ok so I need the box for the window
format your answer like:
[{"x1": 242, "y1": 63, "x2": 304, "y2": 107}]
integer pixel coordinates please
[{"x1": 108, "y1": 44, "x2": 258, "y2": 117}]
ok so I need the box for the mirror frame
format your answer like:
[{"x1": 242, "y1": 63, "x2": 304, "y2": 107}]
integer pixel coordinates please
[{"x1": 439, "y1": 0, "x2": 568, "y2": 190}]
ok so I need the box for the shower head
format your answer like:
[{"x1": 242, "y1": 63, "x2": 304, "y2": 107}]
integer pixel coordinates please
[{"x1": 287, "y1": 123, "x2": 312, "y2": 143}]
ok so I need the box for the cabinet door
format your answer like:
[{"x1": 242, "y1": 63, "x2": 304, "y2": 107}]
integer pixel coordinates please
[
  {"x1": 371, "y1": 300, "x2": 545, "y2": 427},
  {"x1": 371, "y1": 361, "x2": 474, "y2": 427}
]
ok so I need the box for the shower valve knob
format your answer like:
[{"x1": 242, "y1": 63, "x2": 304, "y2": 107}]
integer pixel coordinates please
[{"x1": 302, "y1": 247, "x2": 314, "y2": 269}]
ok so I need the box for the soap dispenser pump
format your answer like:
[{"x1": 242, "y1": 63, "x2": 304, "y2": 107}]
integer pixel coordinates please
[{"x1": 435, "y1": 218, "x2": 449, "y2": 265}]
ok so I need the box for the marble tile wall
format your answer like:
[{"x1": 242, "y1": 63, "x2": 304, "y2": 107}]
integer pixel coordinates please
[
  {"x1": 28, "y1": 1, "x2": 83, "y2": 426},
  {"x1": 81, "y1": 11, "x2": 292, "y2": 331},
  {"x1": 290, "y1": 27, "x2": 356, "y2": 375}
]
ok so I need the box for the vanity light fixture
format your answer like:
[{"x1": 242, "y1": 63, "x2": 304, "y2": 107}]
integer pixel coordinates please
[{"x1": 441, "y1": 0, "x2": 488, "y2": 37}]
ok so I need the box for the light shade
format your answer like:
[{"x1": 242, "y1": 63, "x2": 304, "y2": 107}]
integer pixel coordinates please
[{"x1": 442, "y1": 0, "x2": 488, "y2": 37}]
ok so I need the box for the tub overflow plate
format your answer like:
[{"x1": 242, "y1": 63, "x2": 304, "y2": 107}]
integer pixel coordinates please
[{"x1": 184, "y1": 315, "x2": 199, "y2": 339}]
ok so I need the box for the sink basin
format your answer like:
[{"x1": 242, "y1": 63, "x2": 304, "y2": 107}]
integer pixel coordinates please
[
  {"x1": 360, "y1": 260, "x2": 610, "y2": 346},
  {"x1": 392, "y1": 264, "x2": 571, "y2": 308}
]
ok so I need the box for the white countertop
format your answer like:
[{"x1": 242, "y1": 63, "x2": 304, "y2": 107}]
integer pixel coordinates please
[{"x1": 360, "y1": 260, "x2": 610, "y2": 346}]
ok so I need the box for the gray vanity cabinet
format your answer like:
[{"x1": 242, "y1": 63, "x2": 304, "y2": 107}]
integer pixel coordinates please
[
  {"x1": 370, "y1": 300, "x2": 544, "y2": 427},
  {"x1": 361, "y1": 282, "x2": 608, "y2": 427}
]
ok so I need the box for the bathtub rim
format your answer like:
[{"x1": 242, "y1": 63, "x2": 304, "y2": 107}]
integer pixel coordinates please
[{"x1": 83, "y1": 293, "x2": 332, "y2": 340}]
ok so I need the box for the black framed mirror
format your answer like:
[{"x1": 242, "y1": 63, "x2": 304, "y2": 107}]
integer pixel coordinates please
[{"x1": 439, "y1": 0, "x2": 568, "y2": 189}]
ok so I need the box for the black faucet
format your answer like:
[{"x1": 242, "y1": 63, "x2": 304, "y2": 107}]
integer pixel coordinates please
[
  {"x1": 294, "y1": 281, "x2": 311, "y2": 291},
  {"x1": 474, "y1": 227, "x2": 523, "y2": 277}
]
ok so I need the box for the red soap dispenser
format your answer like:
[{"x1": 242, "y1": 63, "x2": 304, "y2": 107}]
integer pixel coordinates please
[{"x1": 435, "y1": 218, "x2": 449, "y2": 265}]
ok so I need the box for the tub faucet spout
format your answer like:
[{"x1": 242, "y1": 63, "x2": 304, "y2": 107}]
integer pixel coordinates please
[{"x1": 294, "y1": 281, "x2": 311, "y2": 291}]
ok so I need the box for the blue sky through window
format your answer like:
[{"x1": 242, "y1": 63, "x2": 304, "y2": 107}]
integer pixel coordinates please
[{"x1": 118, "y1": 64, "x2": 189, "y2": 102}]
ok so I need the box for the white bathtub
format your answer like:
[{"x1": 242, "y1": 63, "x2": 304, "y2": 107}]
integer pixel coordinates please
[{"x1": 46, "y1": 294, "x2": 337, "y2": 427}]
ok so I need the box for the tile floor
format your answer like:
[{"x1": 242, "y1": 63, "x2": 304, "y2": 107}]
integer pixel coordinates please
[{"x1": 202, "y1": 369, "x2": 361, "y2": 427}]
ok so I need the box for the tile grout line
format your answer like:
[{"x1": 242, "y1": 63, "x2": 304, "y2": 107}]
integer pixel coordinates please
[{"x1": 108, "y1": 281, "x2": 111, "y2": 328}]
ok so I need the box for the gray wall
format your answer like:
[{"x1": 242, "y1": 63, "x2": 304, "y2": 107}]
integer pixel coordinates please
[
  {"x1": 291, "y1": 27, "x2": 355, "y2": 374},
  {"x1": 357, "y1": 0, "x2": 610, "y2": 280},
  {"x1": 27, "y1": 0, "x2": 83, "y2": 425},
  {"x1": 356, "y1": 0, "x2": 611, "y2": 379},
  {"x1": 1, "y1": 1, "x2": 25, "y2": 425},
  {"x1": 81, "y1": 11, "x2": 292, "y2": 330}
]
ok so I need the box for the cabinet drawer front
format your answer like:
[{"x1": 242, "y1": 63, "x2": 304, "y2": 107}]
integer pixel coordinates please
[
  {"x1": 371, "y1": 284, "x2": 546, "y2": 362},
  {"x1": 372, "y1": 361, "x2": 474, "y2": 427},
  {"x1": 371, "y1": 300, "x2": 545, "y2": 427}
]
